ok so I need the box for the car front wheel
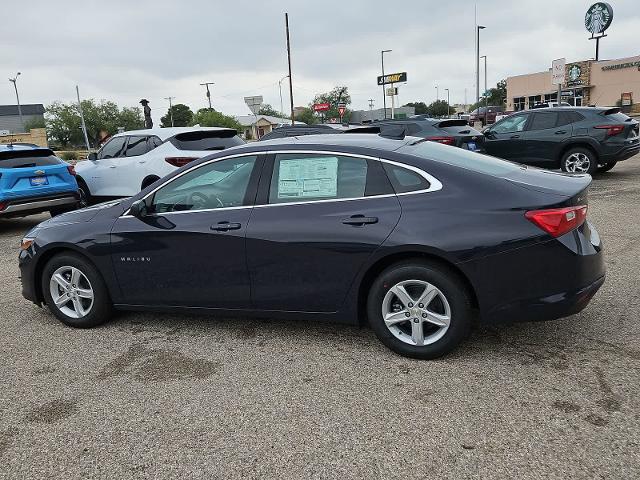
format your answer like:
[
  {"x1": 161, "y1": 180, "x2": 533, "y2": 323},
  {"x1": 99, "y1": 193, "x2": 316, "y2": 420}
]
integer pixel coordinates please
[
  {"x1": 41, "y1": 253, "x2": 113, "y2": 328},
  {"x1": 367, "y1": 261, "x2": 472, "y2": 359},
  {"x1": 561, "y1": 148, "x2": 598, "y2": 174}
]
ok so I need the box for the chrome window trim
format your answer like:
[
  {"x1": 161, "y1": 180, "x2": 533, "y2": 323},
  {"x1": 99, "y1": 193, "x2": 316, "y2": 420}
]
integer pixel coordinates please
[{"x1": 120, "y1": 149, "x2": 443, "y2": 218}]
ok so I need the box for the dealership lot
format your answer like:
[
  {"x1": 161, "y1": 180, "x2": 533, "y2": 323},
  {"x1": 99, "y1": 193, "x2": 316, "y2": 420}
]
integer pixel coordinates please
[{"x1": 1, "y1": 159, "x2": 639, "y2": 478}]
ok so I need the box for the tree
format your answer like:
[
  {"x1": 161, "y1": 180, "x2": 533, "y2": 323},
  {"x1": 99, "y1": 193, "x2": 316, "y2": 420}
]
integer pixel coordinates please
[
  {"x1": 258, "y1": 103, "x2": 285, "y2": 117},
  {"x1": 403, "y1": 102, "x2": 428, "y2": 115},
  {"x1": 310, "y1": 86, "x2": 351, "y2": 122},
  {"x1": 294, "y1": 107, "x2": 316, "y2": 125},
  {"x1": 191, "y1": 108, "x2": 242, "y2": 131},
  {"x1": 426, "y1": 100, "x2": 453, "y2": 117},
  {"x1": 161, "y1": 103, "x2": 193, "y2": 127},
  {"x1": 24, "y1": 117, "x2": 46, "y2": 130},
  {"x1": 468, "y1": 79, "x2": 507, "y2": 112}
]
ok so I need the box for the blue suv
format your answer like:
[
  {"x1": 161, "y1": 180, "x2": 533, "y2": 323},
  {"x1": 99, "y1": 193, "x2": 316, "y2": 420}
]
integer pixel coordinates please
[{"x1": 0, "y1": 144, "x2": 79, "y2": 218}]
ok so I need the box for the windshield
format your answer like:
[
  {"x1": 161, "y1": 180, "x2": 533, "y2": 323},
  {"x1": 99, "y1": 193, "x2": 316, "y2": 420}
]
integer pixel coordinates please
[{"x1": 400, "y1": 141, "x2": 524, "y2": 176}]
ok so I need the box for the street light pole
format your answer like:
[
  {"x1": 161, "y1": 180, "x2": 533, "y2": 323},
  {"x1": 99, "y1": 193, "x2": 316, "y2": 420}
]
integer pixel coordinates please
[
  {"x1": 8, "y1": 72, "x2": 24, "y2": 132},
  {"x1": 200, "y1": 82, "x2": 214, "y2": 110},
  {"x1": 285, "y1": 13, "x2": 295, "y2": 125},
  {"x1": 381, "y1": 49, "x2": 392, "y2": 119},
  {"x1": 435, "y1": 85, "x2": 439, "y2": 102},
  {"x1": 445, "y1": 88, "x2": 450, "y2": 117},
  {"x1": 164, "y1": 96, "x2": 175, "y2": 127},
  {"x1": 278, "y1": 75, "x2": 289, "y2": 116},
  {"x1": 476, "y1": 25, "x2": 486, "y2": 103},
  {"x1": 480, "y1": 55, "x2": 488, "y2": 112}
]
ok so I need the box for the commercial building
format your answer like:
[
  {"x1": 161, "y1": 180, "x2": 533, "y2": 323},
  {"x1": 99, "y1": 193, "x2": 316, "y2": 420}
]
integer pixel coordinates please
[
  {"x1": 506, "y1": 54, "x2": 640, "y2": 113},
  {"x1": 349, "y1": 106, "x2": 415, "y2": 123},
  {"x1": 0, "y1": 104, "x2": 45, "y2": 134}
]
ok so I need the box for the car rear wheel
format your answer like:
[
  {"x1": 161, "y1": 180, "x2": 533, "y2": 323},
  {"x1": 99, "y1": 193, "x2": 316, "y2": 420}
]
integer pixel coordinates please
[
  {"x1": 77, "y1": 179, "x2": 92, "y2": 208},
  {"x1": 41, "y1": 253, "x2": 112, "y2": 328},
  {"x1": 560, "y1": 148, "x2": 598, "y2": 174},
  {"x1": 367, "y1": 261, "x2": 472, "y2": 359},
  {"x1": 597, "y1": 161, "x2": 617, "y2": 173}
]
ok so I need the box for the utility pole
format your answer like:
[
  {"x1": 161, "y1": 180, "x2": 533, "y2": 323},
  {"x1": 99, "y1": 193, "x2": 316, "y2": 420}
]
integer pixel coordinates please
[
  {"x1": 8, "y1": 72, "x2": 24, "y2": 132},
  {"x1": 164, "y1": 96, "x2": 175, "y2": 127},
  {"x1": 476, "y1": 24, "x2": 486, "y2": 103},
  {"x1": 76, "y1": 85, "x2": 91, "y2": 152},
  {"x1": 381, "y1": 49, "x2": 392, "y2": 119},
  {"x1": 464, "y1": 88, "x2": 468, "y2": 112},
  {"x1": 435, "y1": 85, "x2": 439, "y2": 102},
  {"x1": 200, "y1": 82, "x2": 214, "y2": 109},
  {"x1": 368, "y1": 99, "x2": 375, "y2": 110},
  {"x1": 278, "y1": 75, "x2": 289, "y2": 116},
  {"x1": 445, "y1": 88, "x2": 450, "y2": 117},
  {"x1": 285, "y1": 13, "x2": 295, "y2": 125}
]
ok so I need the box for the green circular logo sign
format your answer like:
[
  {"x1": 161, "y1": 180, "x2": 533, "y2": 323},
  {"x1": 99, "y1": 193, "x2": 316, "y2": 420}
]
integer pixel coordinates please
[
  {"x1": 585, "y1": 2, "x2": 613, "y2": 35},
  {"x1": 568, "y1": 65, "x2": 582, "y2": 82}
]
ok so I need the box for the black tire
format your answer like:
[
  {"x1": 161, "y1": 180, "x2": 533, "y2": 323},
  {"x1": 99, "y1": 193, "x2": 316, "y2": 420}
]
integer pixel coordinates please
[
  {"x1": 560, "y1": 147, "x2": 598, "y2": 175},
  {"x1": 366, "y1": 261, "x2": 472, "y2": 359},
  {"x1": 597, "y1": 161, "x2": 617, "y2": 173},
  {"x1": 41, "y1": 253, "x2": 113, "y2": 328},
  {"x1": 76, "y1": 178, "x2": 92, "y2": 208}
]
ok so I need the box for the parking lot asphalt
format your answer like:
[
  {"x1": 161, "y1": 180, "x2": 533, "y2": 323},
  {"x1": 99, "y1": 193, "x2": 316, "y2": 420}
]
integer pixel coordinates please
[{"x1": 1, "y1": 158, "x2": 640, "y2": 480}]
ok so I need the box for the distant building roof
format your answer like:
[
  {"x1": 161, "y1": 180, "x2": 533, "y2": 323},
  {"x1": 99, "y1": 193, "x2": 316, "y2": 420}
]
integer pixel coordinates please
[
  {"x1": 0, "y1": 104, "x2": 45, "y2": 116},
  {"x1": 235, "y1": 114, "x2": 305, "y2": 126}
]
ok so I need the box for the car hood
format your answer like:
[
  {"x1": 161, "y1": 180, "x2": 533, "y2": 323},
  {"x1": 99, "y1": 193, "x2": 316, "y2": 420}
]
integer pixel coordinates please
[{"x1": 38, "y1": 200, "x2": 123, "y2": 228}]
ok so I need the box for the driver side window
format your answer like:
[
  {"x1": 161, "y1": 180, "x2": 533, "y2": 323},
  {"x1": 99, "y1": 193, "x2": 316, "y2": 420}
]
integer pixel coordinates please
[
  {"x1": 491, "y1": 114, "x2": 529, "y2": 134},
  {"x1": 98, "y1": 137, "x2": 127, "y2": 159},
  {"x1": 149, "y1": 155, "x2": 258, "y2": 213}
]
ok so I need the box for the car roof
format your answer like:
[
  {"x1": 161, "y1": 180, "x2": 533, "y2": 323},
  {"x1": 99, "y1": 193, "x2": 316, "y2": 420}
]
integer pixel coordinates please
[
  {"x1": 240, "y1": 133, "x2": 415, "y2": 152},
  {"x1": 111, "y1": 126, "x2": 237, "y2": 141},
  {"x1": 0, "y1": 144, "x2": 51, "y2": 153}
]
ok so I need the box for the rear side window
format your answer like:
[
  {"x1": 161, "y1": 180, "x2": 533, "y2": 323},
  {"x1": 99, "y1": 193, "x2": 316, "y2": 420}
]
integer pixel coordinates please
[
  {"x1": 169, "y1": 130, "x2": 244, "y2": 151},
  {"x1": 125, "y1": 136, "x2": 150, "y2": 157},
  {"x1": 99, "y1": 137, "x2": 127, "y2": 159},
  {"x1": 0, "y1": 149, "x2": 61, "y2": 168},
  {"x1": 604, "y1": 112, "x2": 631, "y2": 122},
  {"x1": 528, "y1": 113, "x2": 558, "y2": 131},
  {"x1": 383, "y1": 163, "x2": 430, "y2": 193}
]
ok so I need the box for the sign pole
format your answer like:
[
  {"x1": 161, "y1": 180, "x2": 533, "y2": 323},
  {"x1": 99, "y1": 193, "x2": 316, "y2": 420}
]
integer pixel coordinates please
[
  {"x1": 285, "y1": 13, "x2": 294, "y2": 125},
  {"x1": 76, "y1": 85, "x2": 91, "y2": 152}
]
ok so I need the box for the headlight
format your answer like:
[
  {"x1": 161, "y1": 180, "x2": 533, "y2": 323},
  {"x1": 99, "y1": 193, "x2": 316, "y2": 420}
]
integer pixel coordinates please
[{"x1": 20, "y1": 237, "x2": 35, "y2": 251}]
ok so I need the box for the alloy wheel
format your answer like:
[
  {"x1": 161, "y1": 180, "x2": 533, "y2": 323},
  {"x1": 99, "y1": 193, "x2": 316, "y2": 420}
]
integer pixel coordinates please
[
  {"x1": 78, "y1": 187, "x2": 88, "y2": 208},
  {"x1": 49, "y1": 266, "x2": 94, "y2": 319},
  {"x1": 381, "y1": 279, "x2": 451, "y2": 346},
  {"x1": 564, "y1": 152, "x2": 591, "y2": 173}
]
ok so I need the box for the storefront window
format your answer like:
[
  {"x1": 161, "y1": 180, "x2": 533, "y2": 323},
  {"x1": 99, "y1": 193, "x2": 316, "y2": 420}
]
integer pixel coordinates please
[
  {"x1": 513, "y1": 97, "x2": 525, "y2": 111},
  {"x1": 528, "y1": 95, "x2": 542, "y2": 108},
  {"x1": 544, "y1": 93, "x2": 558, "y2": 103}
]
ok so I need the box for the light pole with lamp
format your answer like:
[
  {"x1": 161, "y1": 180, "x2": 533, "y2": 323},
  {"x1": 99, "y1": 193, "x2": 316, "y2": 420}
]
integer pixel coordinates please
[
  {"x1": 278, "y1": 75, "x2": 290, "y2": 116},
  {"x1": 476, "y1": 25, "x2": 486, "y2": 103},
  {"x1": 444, "y1": 88, "x2": 450, "y2": 117},
  {"x1": 480, "y1": 55, "x2": 488, "y2": 116},
  {"x1": 381, "y1": 49, "x2": 392, "y2": 119},
  {"x1": 9, "y1": 72, "x2": 24, "y2": 132}
]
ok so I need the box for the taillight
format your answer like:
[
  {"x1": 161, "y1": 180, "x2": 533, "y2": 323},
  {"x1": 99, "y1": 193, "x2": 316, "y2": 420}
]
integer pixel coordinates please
[
  {"x1": 0, "y1": 201, "x2": 7, "y2": 212},
  {"x1": 427, "y1": 136, "x2": 456, "y2": 145},
  {"x1": 594, "y1": 124, "x2": 625, "y2": 137},
  {"x1": 165, "y1": 157, "x2": 198, "y2": 167},
  {"x1": 67, "y1": 165, "x2": 77, "y2": 176},
  {"x1": 525, "y1": 205, "x2": 588, "y2": 238}
]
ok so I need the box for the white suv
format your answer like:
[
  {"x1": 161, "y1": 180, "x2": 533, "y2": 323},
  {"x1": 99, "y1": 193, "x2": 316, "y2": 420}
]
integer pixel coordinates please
[{"x1": 75, "y1": 127, "x2": 244, "y2": 205}]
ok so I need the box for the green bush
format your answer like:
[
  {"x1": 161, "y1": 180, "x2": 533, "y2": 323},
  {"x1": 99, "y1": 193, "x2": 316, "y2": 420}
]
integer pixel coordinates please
[{"x1": 60, "y1": 151, "x2": 79, "y2": 161}]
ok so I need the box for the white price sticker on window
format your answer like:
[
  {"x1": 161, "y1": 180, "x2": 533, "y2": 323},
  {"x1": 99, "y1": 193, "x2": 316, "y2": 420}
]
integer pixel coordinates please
[{"x1": 277, "y1": 157, "x2": 338, "y2": 199}]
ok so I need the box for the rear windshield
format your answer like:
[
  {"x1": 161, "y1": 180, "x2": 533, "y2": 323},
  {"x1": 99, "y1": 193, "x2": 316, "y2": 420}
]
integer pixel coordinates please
[
  {"x1": 438, "y1": 125, "x2": 482, "y2": 136},
  {"x1": 603, "y1": 112, "x2": 632, "y2": 122},
  {"x1": 400, "y1": 141, "x2": 523, "y2": 176},
  {"x1": 0, "y1": 149, "x2": 61, "y2": 168},
  {"x1": 168, "y1": 130, "x2": 244, "y2": 151}
]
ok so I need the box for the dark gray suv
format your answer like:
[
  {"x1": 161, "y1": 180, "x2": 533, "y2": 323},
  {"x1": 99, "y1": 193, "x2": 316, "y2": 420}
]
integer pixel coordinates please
[{"x1": 482, "y1": 107, "x2": 639, "y2": 173}]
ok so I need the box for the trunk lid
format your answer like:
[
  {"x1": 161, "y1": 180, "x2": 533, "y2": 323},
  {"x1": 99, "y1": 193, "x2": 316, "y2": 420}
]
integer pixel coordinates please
[{"x1": 504, "y1": 166, "x2": 591, "y2": 202}]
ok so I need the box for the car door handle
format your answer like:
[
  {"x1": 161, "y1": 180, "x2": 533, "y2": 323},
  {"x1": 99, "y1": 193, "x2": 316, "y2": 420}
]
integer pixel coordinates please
[
  {"x1": 341, "y1": 215, "x2": 378, "y2": 226},
  {"x1": 109, "y1": 165, "x2": 117, "y2": 168},
  {"x1": 211, "y1": 221, "x2": 241, "y2": 231},
  {"x1": 555, "y1": 130, "x2": 567, "y2": 134},
  {"x1": 138, "y1": 160, "x2": 146, "y2": 164},
  {"x1": 510, "y1": 134, "x2": 520, "y2": 139}
]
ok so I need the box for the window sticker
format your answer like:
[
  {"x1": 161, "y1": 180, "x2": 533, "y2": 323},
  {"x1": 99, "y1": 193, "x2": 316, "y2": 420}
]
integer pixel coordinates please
[{"x1": 277, "y1": 157, "x2": 338, "y2": 199}]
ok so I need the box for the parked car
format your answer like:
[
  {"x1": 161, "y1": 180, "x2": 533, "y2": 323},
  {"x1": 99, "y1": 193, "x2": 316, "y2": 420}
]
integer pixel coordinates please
[
  {"x1": 348, "y1": 119, "x2": 485, "y2": 152},
  {"x1": 0, "y1": 144, "x2": 79, "y2": 218},
  {"x1": 483, "y1": 107, "x2": 640, "y2": 173},
  {"x1": 494, "y1": 110, "x2": 514, "y2": 123},
  {"x1": 20, "y1": 133, "x2": 604, "y2": 359},
  {"x1": 74, "y1": 127, "x2": 244, "y2": 205},
  {"x1": 259, "y1": 124, "x2": 340, "y2": 140},
  {"x1": 469, "y1": 106, "x2": 504, "y2": 126}
]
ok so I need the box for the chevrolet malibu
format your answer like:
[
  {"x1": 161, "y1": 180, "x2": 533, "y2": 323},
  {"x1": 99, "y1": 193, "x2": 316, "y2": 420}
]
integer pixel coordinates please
[{"x1": 19, "y1": 134, "x2": 605, "y2": 359}]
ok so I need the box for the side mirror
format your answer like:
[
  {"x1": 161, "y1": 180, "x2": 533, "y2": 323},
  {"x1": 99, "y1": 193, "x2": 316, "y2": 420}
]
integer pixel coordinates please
[
  {"x1": 88, "y1": 152, "x2": 98, "y2": 161},
  {"x1": 129, "y1": 199, "x2": 149, "y2": 218}
]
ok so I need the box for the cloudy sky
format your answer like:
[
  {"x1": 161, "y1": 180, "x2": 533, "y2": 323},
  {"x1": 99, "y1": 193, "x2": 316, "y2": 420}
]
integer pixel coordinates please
[{"x1": 2, "y1": 0, "x2": 638, "y2": 123}]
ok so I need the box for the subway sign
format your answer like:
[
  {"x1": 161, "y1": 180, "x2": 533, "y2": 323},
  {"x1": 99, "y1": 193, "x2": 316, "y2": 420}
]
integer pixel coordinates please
[{"x1": 377, "y1": 72, "x2": 407, "y2": 85}]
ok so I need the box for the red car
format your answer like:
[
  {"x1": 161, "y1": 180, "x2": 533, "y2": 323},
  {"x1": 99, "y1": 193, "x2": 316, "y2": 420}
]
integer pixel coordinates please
[{"x1": 469, "y1": 106, "x2": 504, "y2": 126}]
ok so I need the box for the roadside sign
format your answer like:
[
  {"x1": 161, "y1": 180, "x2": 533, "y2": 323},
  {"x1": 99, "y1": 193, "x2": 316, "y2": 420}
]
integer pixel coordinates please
[
  {"x1": 312, "y1": 103, "x2": 330, "y2": 112},
  {"x1": 386, "y1": 87, "x2": 398, "y2": 96},
  {"x1": 338, "y1": 105, "x2": 346, "y2": 118},
  {"x1": 377, "y1": 72, "x2": 407, "y2": 85},
  {"x1": 552, "y1": 58, "x2": 566, "y2": 85},
  {"x1": 244, "y1": 95, "x2": 263, "y2": 115}
]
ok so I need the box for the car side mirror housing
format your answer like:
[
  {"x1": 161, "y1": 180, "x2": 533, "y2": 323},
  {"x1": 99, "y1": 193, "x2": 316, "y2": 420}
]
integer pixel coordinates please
[
  {"x1": 129, "y1": 199, "x2": 149, "y2": 217},
  {"x1": 88, "y1": 152, "x2": 98, "y2": 161}
]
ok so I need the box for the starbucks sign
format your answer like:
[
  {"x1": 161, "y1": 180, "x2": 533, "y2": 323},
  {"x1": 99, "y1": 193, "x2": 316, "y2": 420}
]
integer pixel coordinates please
[
  {"x1": 568, "y1": 65, "x2": 581, "y2": 83},
  {"x1": 585, "y1": 2, "x2": 613, "y2": 36}
]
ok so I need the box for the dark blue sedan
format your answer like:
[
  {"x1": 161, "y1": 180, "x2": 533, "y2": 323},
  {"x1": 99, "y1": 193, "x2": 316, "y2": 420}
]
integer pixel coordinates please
[{"x1": 18, "y1": 134, "x2": 605, "y2": 359}]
